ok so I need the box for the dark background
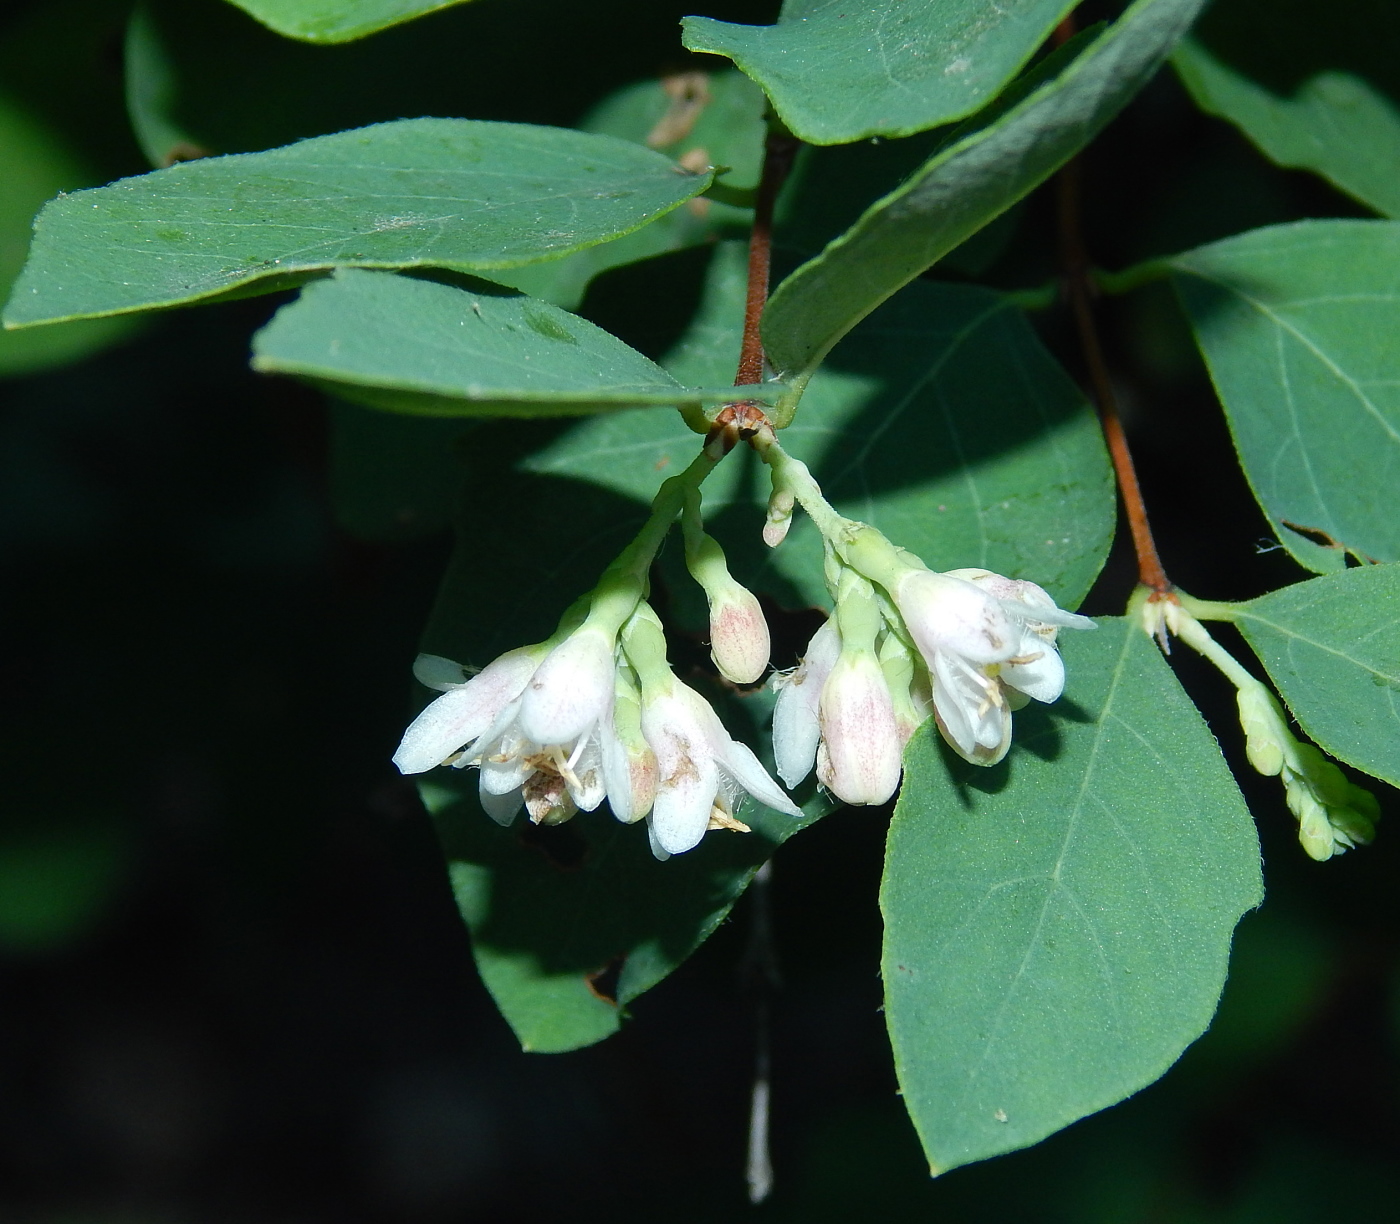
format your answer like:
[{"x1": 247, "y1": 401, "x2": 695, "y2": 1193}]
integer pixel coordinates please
[{"x1": 1, "y1": 0, "x2": 1396, "y2": 1219}]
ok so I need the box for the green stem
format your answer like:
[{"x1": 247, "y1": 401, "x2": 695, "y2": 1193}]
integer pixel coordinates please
[
  {"x1": 611, "y1": 446, "x2": 723, "y2": 585},
  {"x1": 750, "y1": 430, "x2": 854, "y2": 543},
  {"x1": 1094, "y1": 258, "x2": 1172, "y2": 296}
]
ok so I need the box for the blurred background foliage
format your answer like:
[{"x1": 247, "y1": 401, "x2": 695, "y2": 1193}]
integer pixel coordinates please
[{"x1": 1, "y1": 0, "x2": 1397, "y2": 1219}]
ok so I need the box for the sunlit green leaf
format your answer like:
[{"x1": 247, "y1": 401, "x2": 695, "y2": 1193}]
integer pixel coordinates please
[
  {"x1": 883, "y1": 619, "x2": 1262, "y2": 1174},
  {"x1": 1231, "y1": 565, "x2": 1400, "y2": 788},
  {"x1": 3, "y1": 119, "x2": 712, "y2": 327},
  {"x1": 1169, "y1": 220, "x2": 1400, "y2": 572},
  {"x1": 683, "y1": 0, "x2": 1076, "y2": 146},
  {"x1": 225, "y1": 0, "x2": 474, "y2": 43},
  {"x1": 761, "y1": 0, "x2": 1204, "y2": 388}
]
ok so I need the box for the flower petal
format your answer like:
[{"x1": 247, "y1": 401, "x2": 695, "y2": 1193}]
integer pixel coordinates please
[
  {"x1": 517, "y1": 626, "x2": 615, "y2": 746},
  {"x1": 392, "y1": 651, "x2": 541, "y2": 774},
  {"x1": 1001, "y1": 643, "x2": 1065, "y2": 703}
]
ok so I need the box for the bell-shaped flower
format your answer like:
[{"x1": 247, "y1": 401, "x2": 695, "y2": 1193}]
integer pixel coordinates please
[
  {"x1": 770, "y1": 619, "x2": 840, "y2": 787},
  {"x1": 893, "y1": 566, "x2": 1092, "y2": 766},
  {"x1": 640, "y1": 678, "x2": 801, "y2": 858},
  {"x1": 816, "y1": 649, "x2": 902, "y2": 806},
  {"x1": 392, "y1": 635, "x2": 615, "y2": 829},
  {"x1": 598, "y1": 668, "x2": 658, "y2": 825},
  {"x1": 623, "y1": 603, "x2": 799, "y2": 859}
]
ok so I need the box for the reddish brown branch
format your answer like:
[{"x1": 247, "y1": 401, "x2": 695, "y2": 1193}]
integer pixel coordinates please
[
  {"x1": 1057, "y1": 159, "x2": 1171, "y2": 594},
  {"x1": 1050, "y1": 14, "x2": 1171, "y2": 595},
  {"x1": 735, "y1": 130, "x2": 801, "y2": 388}
]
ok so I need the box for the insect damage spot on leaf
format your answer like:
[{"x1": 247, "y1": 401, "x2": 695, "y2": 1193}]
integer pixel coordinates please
[
  {"x1": 522, "y1": 306, "x2": 579, "y2": 344},
  {"x1": 586, "y1": 956, "x2": 625, "y2": 1004}
]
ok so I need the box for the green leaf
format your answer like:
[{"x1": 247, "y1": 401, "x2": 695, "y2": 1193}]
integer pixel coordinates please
[
  {"x1": 0, "y1": 91, "x2": 136, "y2": 377},
  {"x1": 224, "y1": 0, "x2": 474, "y2": 43},
  {"x1": 3, "y1": 118, "x2": 712, "y2": 327},
  {"x1": 682, "y1": 0, "x2": 1077, "y2": 146},
  {"x1": 1168, "y1": 220, "x2": 1400, "y2": 572},
  {"x1": 761, "y1": 0, "x2": 1205, "y2": 387},
  {"x1": 412, "y1": 441, "x2": 830, "y2": 1052},
  {"x1": 1231, "y1": 565, "x2": 1400, "y2": 788},
  {"x1": 550, "y1": 243, "x2": 1115, "y2": 613},
  {"x1": 1173, "y1": 39, "x2": 1400, "y2": 220},
  {"x1": 883, "y1": 618, "x2": 1262, "y2": 1174},
  {"x1": 251, "y1": 268, "x2": 775, "y2": 417}
]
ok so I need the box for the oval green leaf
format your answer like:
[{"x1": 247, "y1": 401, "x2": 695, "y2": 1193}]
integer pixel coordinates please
[
  {"x1": 1169, "y1": 219, "x2": 1400, "y2": 572},
  {"x1": 1231, "y1": 565, "x2": 1400, "y2": 788},
  {"x1": 682, "y1": 0, "x2": 1076, "y2": 146},
  {"x1": 761, "y1": 0, "x2": 1205, "y2": 387},
  {"x1": 883, "y1": 619, "x2": 1262, "y2": 1174},
  {"x1": 3, "y1": 118, "x2": 712, "y2": 327}
]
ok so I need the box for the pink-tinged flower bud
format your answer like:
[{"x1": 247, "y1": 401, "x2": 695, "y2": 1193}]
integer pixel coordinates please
[
  {"x1": 517, "y1": 624, "x2": 616, "y2": 746},
  {"x1": 393, "y1": 646, "x2": 543, "y2": 775},
  {"x1": 771, "y1": 619, "x2": 841, "y2": 787},
  {"x1": 816, "y1": 651, "x2": 902, "y2": 806},
  {"x1": 763, "y1": 488, "x2": 796, "y2": 548},
  {"x1": 708, "y1": 581, "x2": 772, "y2": 685}
]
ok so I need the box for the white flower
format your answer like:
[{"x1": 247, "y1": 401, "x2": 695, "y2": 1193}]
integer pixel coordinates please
[
  {"x1": 641, "y1": 677, "x2": 801, "y2": 859},
  {"x1": 894, "y1": 567, "x2": 1093, "y2": 766},
  {"x1": 770, "y1": 619, "x2": 841, "y2": 788}
]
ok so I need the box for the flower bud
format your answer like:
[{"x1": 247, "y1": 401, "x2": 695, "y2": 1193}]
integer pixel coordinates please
[
  {"x1": 817, "y1": 651, "x2": 902, "y2": 805},
  {"x1": 708, "y1": 580, "x2": 771, "y2": 685},
  {"x1": 684, "y1": 526, "x2": 770, "y2": 684},
  {"x1": 1236, "y1": 685, "x2": 1285, "y2": 777},
  {"x1": 517, "y1": 624, "x2": 616, "y2": 746},
  {"x1": 763, "y1": 488, "x2": 796, "y2": 548}
]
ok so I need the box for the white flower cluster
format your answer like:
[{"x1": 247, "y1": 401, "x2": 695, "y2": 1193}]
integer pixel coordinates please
[
  {"x1": 393, "y1": 599, "x2": 800, "y2": 860},
  {"x1": 393, "y1": 440, "x2": 1093, "y2": 858},
  {"x1": 772, "y1": 560, "x2": 1093, "y2": 807}
]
